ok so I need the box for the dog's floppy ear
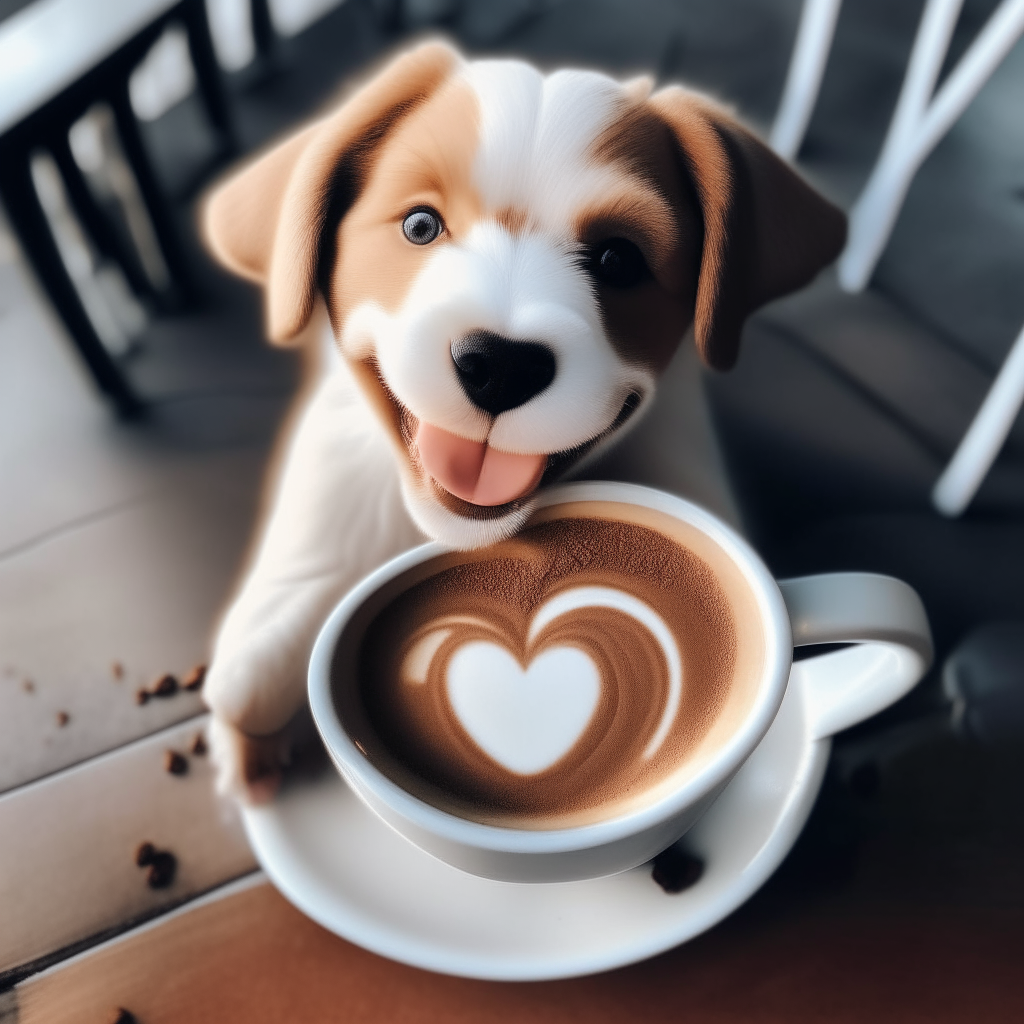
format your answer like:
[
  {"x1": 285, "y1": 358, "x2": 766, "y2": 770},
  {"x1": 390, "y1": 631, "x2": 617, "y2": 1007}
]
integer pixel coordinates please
[
  {"x1": 649, "y1": 88, "x2": 846, "y2": 370},
  {"x1": 203, "y1": 41, "x2": 461, "y2": 344}
]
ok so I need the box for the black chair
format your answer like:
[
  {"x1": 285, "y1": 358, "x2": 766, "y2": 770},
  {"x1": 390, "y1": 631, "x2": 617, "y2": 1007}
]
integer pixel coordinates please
[{"x1": 0, "y1": 0, "x2": 237, "y2": 417}]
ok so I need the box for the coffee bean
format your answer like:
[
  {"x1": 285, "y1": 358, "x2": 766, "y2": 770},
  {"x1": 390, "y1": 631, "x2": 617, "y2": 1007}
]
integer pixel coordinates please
[
  {"x1": 135, "y1": 688, "x2": 150, "y2": 706},
  {"x1": 56, "y1": 711, "x2": 70, "y2": 727},
  {"x1": 152, "y1": 674, "x2": 178, "y2": 698},
  {"x1": 189, "y1": 732, "x2": 207, "y2": 756},
  {"x1": 110, "y1": 1009, "x2": 137, "y2": 1024},
  {"x1": 146, "y1": 851, "x2": 177, "y2": 889},
  {"x1": 651, "y1": 846, "x2": 704, "y2": 894},
  {"x1": 182, "y1": 664, "x2": 206, "y2": 691},
  {"x1": 111, "y1": 661, "x2": 124, "y2": 680},
  {"x1": 136, "y1": 841, "x2": 176, "y2": 888},
  {"x1": 164, "y1": 750, "x2": 188, "y2": 776}
]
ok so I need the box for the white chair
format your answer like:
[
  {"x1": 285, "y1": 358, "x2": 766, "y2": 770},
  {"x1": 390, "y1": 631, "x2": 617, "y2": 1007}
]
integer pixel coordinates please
[
  {"x1": 932, "y1": 324, "x2": 1024, "y2": 516},
  {"x1": 770, "y1": 0, "x2": 843, "y2": 161},
  {"x1": 771, "y1": 0, "x2": 1024, "y2": 516}
]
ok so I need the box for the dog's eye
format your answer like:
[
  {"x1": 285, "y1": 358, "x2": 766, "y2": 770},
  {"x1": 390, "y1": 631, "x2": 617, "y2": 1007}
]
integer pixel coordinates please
[
  {"x1": 588, "y1": 238, "x2": 652, "y2": 288},
  {"x1": 403, "y1": 208, "x2": 443, "y2": 245}
]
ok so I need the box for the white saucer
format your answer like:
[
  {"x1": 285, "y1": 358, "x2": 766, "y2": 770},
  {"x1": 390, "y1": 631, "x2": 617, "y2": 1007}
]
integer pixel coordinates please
[{"x1": 242, "y1": 671, "x2": 829, "y2": 981}]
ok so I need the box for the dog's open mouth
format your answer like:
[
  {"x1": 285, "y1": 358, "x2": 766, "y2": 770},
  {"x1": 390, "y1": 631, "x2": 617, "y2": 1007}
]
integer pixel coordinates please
[
  {"x1": 385, "y1": 374, "x2": 642, "y2": 521},
  {"x1": 416, "y1": 422, "x2": 547, "y2": 507}
]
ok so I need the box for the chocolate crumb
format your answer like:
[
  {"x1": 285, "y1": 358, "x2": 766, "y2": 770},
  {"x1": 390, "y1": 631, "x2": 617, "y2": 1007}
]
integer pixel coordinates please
[
  {"x1": 56, "y1": 711, "x2": 70, "y2": 727},
  {"x1": 112, "y1": 661, "x2": 124, "y2": 681},
  {"x1": 110, "y1": 1009, "x2": 137, "y2": 1024},
  {"x1": 135, "y1": 688, "x2": 150, "y2": 706},
  {"x1": 135, "y1": 841, "x2": 156, "y2": 867},
  {"x1": 182, "y1": 664, "x2": 206, "y2": 691},
  {"x1": 164, "y1": 750, "x2": 188, "y2": 776},
  {"x1": 152, "y1": 674, "x2": 178, "y2": 698},
  {"x1": 190, "y1": 732, "x2": 207, "y2": 756},
  {"x1": 146, "y1": 850, "x2": 177, "y2": 889},
  {"x1": 22, "y1": 679, "x2": 35, "y2": 693},
  {"x1": 652, "y1": 846, "x2": 704, "y2": 894}
]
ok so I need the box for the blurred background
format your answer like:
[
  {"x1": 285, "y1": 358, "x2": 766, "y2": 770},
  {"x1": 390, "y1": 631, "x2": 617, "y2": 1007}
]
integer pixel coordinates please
[{"x1": 1, "y1": 0, "x2": 1022, "y2": 1012}]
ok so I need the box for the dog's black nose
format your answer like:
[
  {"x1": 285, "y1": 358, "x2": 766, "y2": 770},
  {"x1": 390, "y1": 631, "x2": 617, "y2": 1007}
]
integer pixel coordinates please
[{"x1": 451, "y1": 331, "x2": 556, "y2": 417}]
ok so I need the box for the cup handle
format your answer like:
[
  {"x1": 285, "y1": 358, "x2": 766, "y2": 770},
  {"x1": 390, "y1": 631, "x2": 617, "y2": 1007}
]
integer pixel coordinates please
[{"x1": 778, "y1": 573, "x2": 934, "y2": 740}]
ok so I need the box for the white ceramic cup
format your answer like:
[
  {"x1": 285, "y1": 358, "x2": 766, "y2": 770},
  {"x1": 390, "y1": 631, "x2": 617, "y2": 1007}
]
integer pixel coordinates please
[{"x1": 308, "y1": 481, "x2": 932, "y2": 883}]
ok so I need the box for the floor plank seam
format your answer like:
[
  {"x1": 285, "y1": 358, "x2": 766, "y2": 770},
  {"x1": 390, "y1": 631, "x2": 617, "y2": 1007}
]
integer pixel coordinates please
[
  {"x1": 0, "y1": 870, "x2": 265, "y2": 993},
  {"x1": 0, "y1": 711, "x2": 210, "y2": 800},
  {"x1": 0, "y1": 494, "x2": 155, "y2": 566}
]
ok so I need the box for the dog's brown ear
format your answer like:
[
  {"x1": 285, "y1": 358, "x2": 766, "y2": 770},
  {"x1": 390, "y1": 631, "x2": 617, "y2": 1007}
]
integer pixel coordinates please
[
  {"x1": 649, "y1": 88, "x2": 846, "y2": 370},
  {"x1": 202, "y1": 40, "x2": 461, "y2": 344}
]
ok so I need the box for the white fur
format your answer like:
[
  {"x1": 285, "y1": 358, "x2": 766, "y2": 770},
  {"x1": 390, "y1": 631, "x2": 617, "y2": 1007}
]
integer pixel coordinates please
[
  {"x1": 464, "y1": 61, "x2": 629, "y2": 234},
  {"x1": 203, "y1": 332, "x2": 423, "y2": 742}
]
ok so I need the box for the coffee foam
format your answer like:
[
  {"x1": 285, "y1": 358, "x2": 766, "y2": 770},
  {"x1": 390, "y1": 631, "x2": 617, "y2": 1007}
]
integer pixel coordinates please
[{"x1": 333, "y1": 504, "x2": 766, "y2": 829}]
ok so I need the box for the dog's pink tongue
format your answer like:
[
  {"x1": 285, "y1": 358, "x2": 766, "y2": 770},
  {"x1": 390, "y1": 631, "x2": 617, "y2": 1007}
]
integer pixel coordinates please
[{"x1": 416, "y1": 422, "x2": 546, "y2": 506}]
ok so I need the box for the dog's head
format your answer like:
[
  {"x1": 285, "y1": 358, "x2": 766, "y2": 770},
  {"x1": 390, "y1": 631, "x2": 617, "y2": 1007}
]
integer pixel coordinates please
[{"x1": 204, "y1": 41, "x2": 844, "y2": 547}]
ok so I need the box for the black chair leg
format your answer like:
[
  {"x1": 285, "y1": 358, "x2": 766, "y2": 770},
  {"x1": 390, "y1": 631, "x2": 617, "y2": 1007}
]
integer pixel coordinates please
[
  {"x1": 50, "y1": 131, "x2": 158, "y2": 303},
  {"x1": 108, "y1": 80, "x2": 195, "y2": 303},
  {"x1": 180, "y1": 0, "x2": 238, "y2": 157},
  {"x1": 250, "y1": 0, "x2": 279, "y2": 66},
  {"x1": 0, "y1": 147, "x2": 143, "y2": 418}
]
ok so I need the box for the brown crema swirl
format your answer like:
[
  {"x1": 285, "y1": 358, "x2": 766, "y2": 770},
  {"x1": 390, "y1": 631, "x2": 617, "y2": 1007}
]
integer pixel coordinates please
[{"x1": 344, "y1": 515, "x2": 741, "y2": 829}]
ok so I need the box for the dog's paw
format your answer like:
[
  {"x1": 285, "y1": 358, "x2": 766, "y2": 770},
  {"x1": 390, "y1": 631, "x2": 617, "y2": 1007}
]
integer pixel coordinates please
[{"x1": 207, "y1": 716, "x2": 292, "y2": 806}]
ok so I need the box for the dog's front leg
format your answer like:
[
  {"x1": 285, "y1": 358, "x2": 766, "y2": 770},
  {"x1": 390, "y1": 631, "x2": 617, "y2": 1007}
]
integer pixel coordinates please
[{"x1": 204, "y1": 361, "x2": 423, "y2": 803}]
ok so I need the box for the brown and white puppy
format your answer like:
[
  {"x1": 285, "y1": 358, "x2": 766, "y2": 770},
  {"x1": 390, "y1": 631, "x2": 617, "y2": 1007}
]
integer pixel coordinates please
[{"x1": 202, "y1": 40, "x2": 845, "y2": 802}]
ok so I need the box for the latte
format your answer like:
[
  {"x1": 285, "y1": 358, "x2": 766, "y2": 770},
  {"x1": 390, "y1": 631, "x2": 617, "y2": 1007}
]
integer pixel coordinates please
[{"x1": 332, "y1": 501, "x2": 767, "y2": 829}]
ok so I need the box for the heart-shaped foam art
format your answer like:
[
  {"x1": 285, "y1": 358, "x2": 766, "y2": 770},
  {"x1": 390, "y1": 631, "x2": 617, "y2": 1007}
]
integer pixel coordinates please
[
  {"x1": 446, "y1": 643, "x2": 601, "y2": 775},
  {"x1": 437, "y1": 588, "x2": 682, "y2": 776}
]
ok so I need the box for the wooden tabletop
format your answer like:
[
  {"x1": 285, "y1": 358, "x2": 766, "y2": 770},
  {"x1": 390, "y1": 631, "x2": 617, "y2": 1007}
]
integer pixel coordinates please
[
  {"x1": 15, "y1": 876, "x2": 1024, "y2": 1024},
  {"x1": 4, "y1": 674, "x2": 1023, "y2": 1019}
]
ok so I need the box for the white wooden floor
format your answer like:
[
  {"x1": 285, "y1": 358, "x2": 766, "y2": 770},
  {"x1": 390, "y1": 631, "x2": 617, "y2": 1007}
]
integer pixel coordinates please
[{"x1": 0, "y1": 204, "x2": 292, "y2": 985}]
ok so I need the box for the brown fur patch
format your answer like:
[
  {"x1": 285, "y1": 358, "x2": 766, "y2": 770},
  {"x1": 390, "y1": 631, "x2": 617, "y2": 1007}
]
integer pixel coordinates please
[
  {"x1": 648, "y1": 86, "x2": 846, "y2": 370},
  {"x1": 202, "y1": 41, "x2": 462, "y2": 345},
  {"x1": 327, "y1": 76, "x2": 482, "y2": 329},
  {"x1": 203, "y1": 126, "x2": 318, "y2": 286},
  {"x1": 351, "y1": 357, "x2": 406, "y2": 454},
  {"x1": 494, "y1": 206, "x2": 530, "y2": 235},
  {"x1": 325, "y1": 76, "x2": 483, "y2": 498},
  {"x1": 647, "y1": 88, "x2": 732, "y2": 368},
  {"x1": 580, "y1": 101, "x2": 704, "y2": 372}
]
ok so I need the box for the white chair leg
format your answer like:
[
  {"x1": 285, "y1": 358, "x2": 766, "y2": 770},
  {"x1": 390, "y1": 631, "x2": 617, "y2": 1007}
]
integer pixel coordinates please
[
  {"x1": 933, "y1": 322, "x2": 1024, "y2": 517},
  {"x1": 915, "y1": 0, "x2": 1024, "y2": 165},
  {"x1": 839, "y1": 0, "x2": 1024, "y2": 292},
  {"x1": 838, "y1": 0, "x2": 963, "y2": 291},
  {"x1": 770, "y1": 0, "x2": 843, "y2": 160}
]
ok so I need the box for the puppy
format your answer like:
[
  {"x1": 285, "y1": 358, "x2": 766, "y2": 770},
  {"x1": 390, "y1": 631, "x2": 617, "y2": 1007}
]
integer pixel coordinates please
[{"x1": 201, "y1": 40, "x2": 845, "y2": 803}]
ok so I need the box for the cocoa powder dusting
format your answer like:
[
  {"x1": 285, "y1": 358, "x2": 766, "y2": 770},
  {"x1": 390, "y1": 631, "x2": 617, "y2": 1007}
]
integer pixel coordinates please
[{"x1": 349, "y1": 515, "x2": 744, "y2": 829}]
